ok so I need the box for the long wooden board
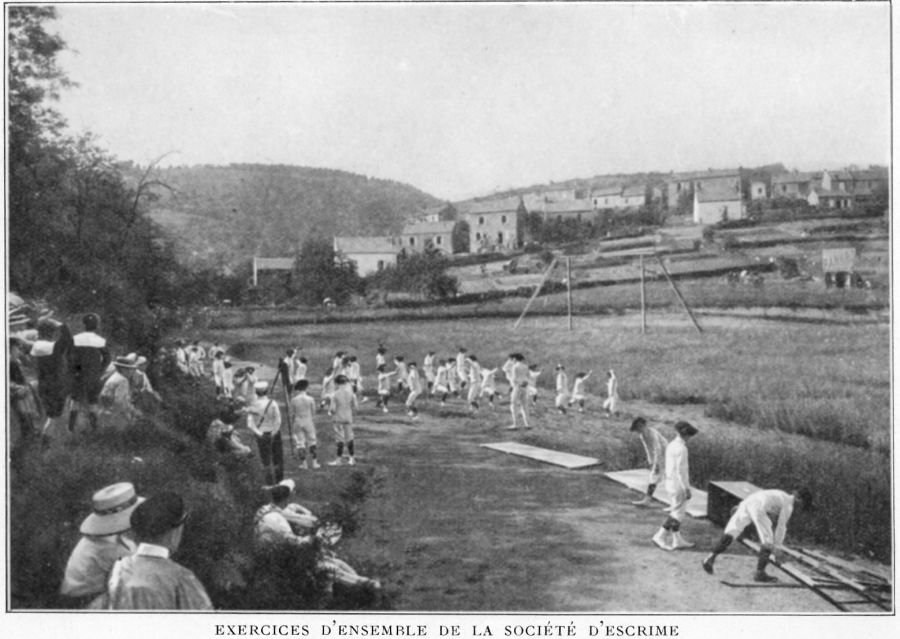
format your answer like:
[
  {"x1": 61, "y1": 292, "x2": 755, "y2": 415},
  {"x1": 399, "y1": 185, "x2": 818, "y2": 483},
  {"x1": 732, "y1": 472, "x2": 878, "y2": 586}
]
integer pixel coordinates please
[
  {"x1": 481, "y1": 442, "x2": 602, "y2": 469},
  {"x1": 604, "y1": 469, "x2": 708, "y2": 518}
]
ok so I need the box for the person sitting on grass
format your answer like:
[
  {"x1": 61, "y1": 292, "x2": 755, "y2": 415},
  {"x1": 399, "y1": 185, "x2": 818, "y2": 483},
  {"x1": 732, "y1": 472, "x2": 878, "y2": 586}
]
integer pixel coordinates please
[
  {"x1": 701, "y1": 487, "x2": 813, "y2": 583},
  {"x1": 207, "y1": 418, "x2": 252, "y2": 458},
  {"x1": 255, "y1": 479, "x2": 381, "y2": 593},
  {"x1": 629, "y1": 417, "x2": 669, "y2": 507}
]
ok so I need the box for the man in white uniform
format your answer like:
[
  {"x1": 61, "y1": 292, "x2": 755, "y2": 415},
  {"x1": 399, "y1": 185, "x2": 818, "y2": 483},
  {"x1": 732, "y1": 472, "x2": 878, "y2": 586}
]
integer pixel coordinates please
[
  {"x1": 629, "y1": 417, "x2": 669, "y2": 507},
  {"x1": 506, "y1": 353, "x2": 531, "y2": 430},
  {"x1": 702, "y1": 488, "x2": 813, "y2": 582},
  {"x1": 652, "y1": 421, "x2": 698, "y2": 551}
]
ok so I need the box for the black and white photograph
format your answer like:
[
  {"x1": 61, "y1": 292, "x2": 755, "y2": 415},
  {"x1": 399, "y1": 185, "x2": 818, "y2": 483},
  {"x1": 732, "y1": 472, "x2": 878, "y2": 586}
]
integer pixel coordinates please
[{"x1": 3, "y1": 0, "x2": 895, "y2": 633}]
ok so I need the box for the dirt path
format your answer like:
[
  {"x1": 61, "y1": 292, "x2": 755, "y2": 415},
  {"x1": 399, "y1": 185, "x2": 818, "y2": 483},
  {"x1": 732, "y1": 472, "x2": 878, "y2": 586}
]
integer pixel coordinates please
[{"x1": 281, "y1": 400, "x2": 837, "y2": 612}]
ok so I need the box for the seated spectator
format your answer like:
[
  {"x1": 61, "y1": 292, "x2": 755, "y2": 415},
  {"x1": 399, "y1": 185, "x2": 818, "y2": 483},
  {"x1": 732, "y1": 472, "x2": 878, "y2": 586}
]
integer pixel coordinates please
[
  {"x1": 9, "y1": 336, "x2": 39, "y2": 441},
  {"x1": 206, "y1": 418, "x2": 252, "y2": 458},
  {"x1": 91, "y1": 492, "x2": 213, "y2": 610},
  {"x1": 254, "y1": 480, "x2": 380, "y2": 592},
  {"x1": 60, "y1": 482, "x2": 143, "y2": 605}
]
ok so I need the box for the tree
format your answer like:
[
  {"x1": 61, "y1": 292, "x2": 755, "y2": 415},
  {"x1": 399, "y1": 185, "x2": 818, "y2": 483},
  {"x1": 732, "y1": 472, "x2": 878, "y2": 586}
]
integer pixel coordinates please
[
  {"x1": 292, "y1": 238, "x2": 361, "y2": 306},
  {"x1": 364, "y1": 247, "x2": 459, "y2": 301},
  {"x1": 451, "y1": 220, "x2": 470, "y2": 254}
]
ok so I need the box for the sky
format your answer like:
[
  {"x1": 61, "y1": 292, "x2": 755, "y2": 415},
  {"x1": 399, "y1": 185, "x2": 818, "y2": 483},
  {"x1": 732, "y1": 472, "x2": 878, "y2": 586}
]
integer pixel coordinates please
[{"x1": 48, "y1": 2, "x2": 890, "y2": 201}]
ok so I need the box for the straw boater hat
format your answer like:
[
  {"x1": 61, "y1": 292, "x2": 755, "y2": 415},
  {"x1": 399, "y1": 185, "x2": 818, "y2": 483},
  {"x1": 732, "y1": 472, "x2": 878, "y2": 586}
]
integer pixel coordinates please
[
  {"x1": 113, "y1": 354, "x2": 138, "y2": 369},
  {"x1": 254, "y1": 381, "x2": 269, "y2": 394},
  {"x1": 80, "y1": 482, "x2": 146, "y2": 536}
]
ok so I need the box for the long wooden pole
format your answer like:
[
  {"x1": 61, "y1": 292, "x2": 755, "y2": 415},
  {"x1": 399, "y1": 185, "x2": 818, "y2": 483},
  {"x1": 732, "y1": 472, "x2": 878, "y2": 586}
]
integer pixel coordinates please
[
  {"x1": 639, "y1": 254, "x2": 646, "y2": 334},
  {"x1": 655, "y1": 255, "x2": 702, "y2": 334},
  {"x1": 513, "y1": 258, "x2": 558, "y2": 330},
  {"x1": 566, "y1": 257, "x2": 573, "y2": 331}
]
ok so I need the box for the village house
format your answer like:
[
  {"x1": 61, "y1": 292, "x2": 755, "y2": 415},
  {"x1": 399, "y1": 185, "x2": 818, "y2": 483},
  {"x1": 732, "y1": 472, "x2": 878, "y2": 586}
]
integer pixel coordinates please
[
  {"x1": 542, "y1": 199, "x2": 598, "y2": 224},
  {"x1": 666, "y1": 169, "x2": 741, "y2": 208},
  {"x1": 410, "y1": 203, "x2": 456, "y2": 224},
  {"x1": 621, "y1": 184, "x2": 648, "y2": 208},
  {"x1": 693, "y1": 183, "x2": 744, "y2": 225},
  {"x1": 771, "y1": 171, "x2": 821, "y2": 198},
  {"x1": 591, "y1": 186, "x2": 624, "y2": 209},
  {"x1": 460, "y1": 197, "x2": 526, "y2": 253},
  {"x1": 749, "y1": 180, "x2": 767, "y2": 200},
  {"x1": 333, "y1": 236, "x2": 400, "y2": 276},
  {"x1": 399, "y1": 220, "x2": 458, "y2": 254},
  {"x1": 806, "y1": 188, "x2": 854, "y2": 211}
]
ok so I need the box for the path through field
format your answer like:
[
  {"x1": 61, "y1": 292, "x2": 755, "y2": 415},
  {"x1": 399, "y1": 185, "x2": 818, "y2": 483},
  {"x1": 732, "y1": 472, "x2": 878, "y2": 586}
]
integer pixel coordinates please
[{"x1": 277, "y1": 400, "x2": 836, "y2": 612}]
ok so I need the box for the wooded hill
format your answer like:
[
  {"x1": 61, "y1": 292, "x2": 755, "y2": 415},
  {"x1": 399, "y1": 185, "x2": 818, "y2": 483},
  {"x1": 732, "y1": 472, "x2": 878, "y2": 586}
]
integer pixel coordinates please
[{"x1": 140, "y1": 163, "x2": 440, "y2": 268}]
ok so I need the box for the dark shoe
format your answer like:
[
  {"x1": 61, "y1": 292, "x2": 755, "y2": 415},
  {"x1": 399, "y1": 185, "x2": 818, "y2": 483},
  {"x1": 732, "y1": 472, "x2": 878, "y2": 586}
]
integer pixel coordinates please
[
  {"x1": 753, "y1": 572, "x2": 777, "y2": 583},
  {"x1": 701, "y1": 557, "x2": 714, "y2": 575}
]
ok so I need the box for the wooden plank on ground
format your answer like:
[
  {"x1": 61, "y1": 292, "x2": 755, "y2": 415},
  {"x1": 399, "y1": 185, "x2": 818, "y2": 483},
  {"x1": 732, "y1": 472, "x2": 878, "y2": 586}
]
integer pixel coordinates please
[
  {"x1": 604, "y1": 469, "x2": 708, "y2": 518},
  {"x1": 481, "y1": 442, "x2": 601, "y2": 469}
]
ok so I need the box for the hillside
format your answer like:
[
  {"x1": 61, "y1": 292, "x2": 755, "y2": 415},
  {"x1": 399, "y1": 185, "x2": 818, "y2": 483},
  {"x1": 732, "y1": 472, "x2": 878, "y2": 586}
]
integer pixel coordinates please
[{"x1": 141, "y1": 164, "x2": 441, "y2": 268}]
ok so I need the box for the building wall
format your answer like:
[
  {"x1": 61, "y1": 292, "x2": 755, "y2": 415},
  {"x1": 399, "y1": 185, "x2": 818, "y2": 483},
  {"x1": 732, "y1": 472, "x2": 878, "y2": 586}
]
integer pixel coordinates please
[
  {"x1": 400, "y1": 232, "x2": 454, "y2": 253},
  {"x1": 750, "y1": 182, "x2": 767, "y2": 200},
  {"x1": 693, "y1": 198, "x2": 744, "y2": 225},
  {"x1": 345, "y1": 252, "x2": 399, "y2": 276},
  {"x1": 468, "y1": 212, "x2": 521, "y2": 252},
  {"x1": 592, "y1": 193, "x2": 624, "y2": 209},
  {"x1": 544, "y1": 209, "x2": 599, "y2": 224},
  {"x1": 622, "y1": 193, "x2": 646, "y2": 208}
]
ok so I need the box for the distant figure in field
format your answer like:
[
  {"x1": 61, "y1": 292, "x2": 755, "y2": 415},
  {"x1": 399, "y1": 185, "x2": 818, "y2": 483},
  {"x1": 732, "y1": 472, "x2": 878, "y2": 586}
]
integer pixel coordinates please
[
  {"x1": 423, "y1": 351, "x2": 437, "y2": 393},
  {"x1": 290, "y1": 379, "x2": 320, "y2": 469},
  {"x1": 393, "y1": 356, "x2": 409, "y2": 395},
  {"x1": 702, "y1": 487, "x2": 813, "y2": 583},
  {"x1": 212, "y1": 351, "x2": 227, "y2": 396},
  {"x1": 173, "y1": 339, "x2": 190, "y2": 375},
  {"x1": 554, "y1": 365, "x2": 569, "y2": 415},
  {"x1": 433, "y1": 359, "x2": 451, "y2": 406},
  {"x1": 569, "y1": 371, "x2": 592, "y2": 413},
  {"x1": 328, "y1": 375, "x2": 358, "y2": 466},
  {"x1": 466, "y1": 355, "x2": 483, "y2": 412},
  {"x1": 68, "y1": 313, "x2": 111, "y2": 433},
  {"x1": 526, "y1": 364, "x2": 541, "y2": 405},
  {"x1": 375, "y1": 345, "x2": 387, "y2": 370},
  {"x1": 92, "y1": 492, "x2": 213, "y2": 610},
  {"x1": 455, "y1": 347, "x2": 469, "y2": 390},
  {"x1": 405, "y1": 362, "x2": 423, "y2": 420},
  {"x1": 652, "y1": 420, "x2": 699, "y2": 551},
  {"x1": 629, "y1": 417, "x2": 669, "y2": 507},
  {"x1": 479, "y1": 365, "x2": 499, "y2": 407},
  {"x1": 602, "y1": 369, "x2": 619, "y2": 415},
  {"x1": 375, "y1": 364, "x2": 397, "y2": 413},
  {"x1": 506, "y1": 353, "x2": 531, "y2": 430}
]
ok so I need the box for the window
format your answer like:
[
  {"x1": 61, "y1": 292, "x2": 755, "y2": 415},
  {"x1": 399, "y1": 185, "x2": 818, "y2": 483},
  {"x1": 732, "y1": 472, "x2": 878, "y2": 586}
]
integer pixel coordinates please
[
  {"x1": 377, "y1": 260, "x2": 385, "y2": 271},
  {"x1": 478, "y1": 216, "x2": 485, "y2": 225},
  {"x1": 476, "y1": 232, "x2": 482, "y2": 241},
  {"x1": 409, "y1": 237, "x2": 415, "y2": 246},
  {"x1": 497, "y1": 231, "x2": 504, "y2": 244},
  {"x1": 436, "y1": 236, "x2": 442, "y2": 245},
  {"x1": 501, "y1": 215, "x2": 507, "y2": 224}
]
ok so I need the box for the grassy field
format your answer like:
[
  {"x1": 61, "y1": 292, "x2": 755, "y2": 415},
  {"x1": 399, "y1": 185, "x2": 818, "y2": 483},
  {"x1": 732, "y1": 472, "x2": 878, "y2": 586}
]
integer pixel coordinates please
[{"x1": 209, "y1": 313, "x2": 890, "y2": 560}]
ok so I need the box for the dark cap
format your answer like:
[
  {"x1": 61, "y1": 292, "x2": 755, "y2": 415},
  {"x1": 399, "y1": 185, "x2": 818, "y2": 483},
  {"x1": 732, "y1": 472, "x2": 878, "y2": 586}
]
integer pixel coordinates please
[
  {"x1": 83, "y1": 313, "x2": 100, "y2": 331},
  {"x1": 674, "y1": 420, "x2": 698, "y2": 437},
  {"x1": 630, "y1": 417, "x2": 648, "y2": 432},
  {"x1": 130, "y1": 492, "x2": 187, "y2": 539}
]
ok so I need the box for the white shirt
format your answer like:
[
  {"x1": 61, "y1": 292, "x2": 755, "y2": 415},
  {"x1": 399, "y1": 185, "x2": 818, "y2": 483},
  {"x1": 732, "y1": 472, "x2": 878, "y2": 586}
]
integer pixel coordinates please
[{"x1": 665, "y1": 436, "x2": 690, "y2": 492}]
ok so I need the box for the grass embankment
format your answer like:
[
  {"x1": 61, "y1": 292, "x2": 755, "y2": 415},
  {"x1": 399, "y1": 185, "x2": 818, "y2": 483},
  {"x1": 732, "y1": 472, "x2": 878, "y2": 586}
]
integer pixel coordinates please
[
  {"x1": 215, "y1": 315, "x2": 890, "y2": 560},
  {"x1": 10, "y1": 371, "x2": 388, "y2": 610}
]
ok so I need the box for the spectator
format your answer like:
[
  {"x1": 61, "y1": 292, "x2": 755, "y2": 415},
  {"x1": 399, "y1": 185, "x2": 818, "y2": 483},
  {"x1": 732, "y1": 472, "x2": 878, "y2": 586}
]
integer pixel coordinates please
[
  {"x1": 9, "y1": 336, "x2": 39, "y2": 441},
  {"x1": 173, "y1": 339, "x2": 189, "y2": 375},
  {"x1": 207, "y1": 418, "x2": 252, "y2": 458},
  {"x1": 91, "y1": 492, "x2": 213, "y2": 610},
  {"x1": 99, "y1": 355, "x2": 141, "y2": 427},
  {"x1": 255, "y1": 480, "x2": 380, "y2": 593},
  {"x1": 68, "y1": 313, "x2": 111, "y2": 433},
  {"x1": 31, "y1": 318, "x2": 73, "y2": 444},
  {"x1": 245, "y1": 380, "x2": 284, "y2": 484},
  {"x1": 60, "y1": 482, "x2": 144, "y2": 605}
]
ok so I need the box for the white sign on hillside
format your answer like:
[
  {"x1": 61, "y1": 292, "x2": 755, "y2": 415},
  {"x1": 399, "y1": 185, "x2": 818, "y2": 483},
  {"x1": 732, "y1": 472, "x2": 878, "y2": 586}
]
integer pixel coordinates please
[{"x1": 821, "y1": 247, "x2": 856, "y2": 273}]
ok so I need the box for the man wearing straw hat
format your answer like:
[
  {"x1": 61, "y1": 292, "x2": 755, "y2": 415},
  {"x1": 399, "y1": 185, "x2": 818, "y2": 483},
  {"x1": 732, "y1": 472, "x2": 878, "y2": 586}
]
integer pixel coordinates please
[
  {"x1": 60, "y1": 482, "x2": 144, "y2": 604},
  {"x1": 68, "y1": 313, "x2": 111, "y2": 433},
  {"x1": 246, "y1": 379, "x2": 284, "y2": 484},
  {"x1": 93, "y1": 492, "x2": 212, "y2": 610},
  {"x1": 99, "y1": 354, "x2": 141, "y2": 427}
]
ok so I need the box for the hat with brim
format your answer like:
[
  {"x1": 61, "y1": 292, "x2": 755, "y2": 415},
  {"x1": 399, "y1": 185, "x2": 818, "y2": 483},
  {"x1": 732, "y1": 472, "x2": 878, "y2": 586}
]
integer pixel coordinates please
[
  {"x1": 113, "y1": 354, "x2": 138, "y2": 369},
  {"x1": 8, "y1": 311, "x2": 29, "y2": 328},
  {"x1": 254, "y1": 381, "x2": 269, "y2": 393},
  {"x1": 80, "y1": 482, "x2": 146, "y2": 536}
]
